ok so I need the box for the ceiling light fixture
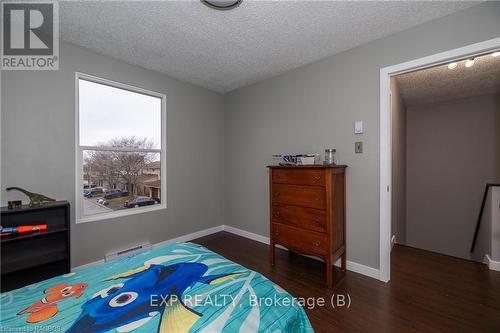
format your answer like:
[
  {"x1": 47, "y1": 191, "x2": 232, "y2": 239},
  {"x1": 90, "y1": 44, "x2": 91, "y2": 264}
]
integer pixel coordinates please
[
  {"x1": 447, "y1": 62, "x2": 457, "y2": 69},
  {"x1": 492, "y1": 51, "x2": 500, "y2": 57},
  {"x1": 202, "y1": 0, "x2": 242, "y2": 10},
  {"x1": 464, "y1": 58, "x2": 475, "y2": 68}
]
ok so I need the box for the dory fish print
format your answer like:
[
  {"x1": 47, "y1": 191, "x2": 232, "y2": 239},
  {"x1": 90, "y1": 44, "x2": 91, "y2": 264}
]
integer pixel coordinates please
[{"x1": 66, "y1": 262, "x2": 240, "y2": 333}]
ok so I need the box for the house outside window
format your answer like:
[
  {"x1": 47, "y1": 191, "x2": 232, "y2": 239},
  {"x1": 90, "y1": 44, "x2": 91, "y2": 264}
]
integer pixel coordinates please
[{"x1": 76, "y1": 73, "x2": 166, "y2": 223}]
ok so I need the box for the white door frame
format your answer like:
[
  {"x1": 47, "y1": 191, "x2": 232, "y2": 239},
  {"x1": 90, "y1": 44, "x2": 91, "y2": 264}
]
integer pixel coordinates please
[{"x1": 379, "y1": 37, "x2": 500, "y2": 282}]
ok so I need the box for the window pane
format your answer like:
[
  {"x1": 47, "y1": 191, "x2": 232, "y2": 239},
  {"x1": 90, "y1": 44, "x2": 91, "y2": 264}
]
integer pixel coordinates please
[
  {"x1": 79, "y1": 79, "x2": 162, "y2": 149},
  {"x1": 82, "y1": 150, "x2": 161, "y2": 216}
]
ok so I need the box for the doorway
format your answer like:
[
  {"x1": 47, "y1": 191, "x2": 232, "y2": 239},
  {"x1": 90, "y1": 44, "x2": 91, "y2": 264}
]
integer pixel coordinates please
[
  {"x1": 392, "y1": 53, "x2": 500, "y2": 259},
  {"x1": 379, "y1": 37, "x2": 500, "y2": 282}
]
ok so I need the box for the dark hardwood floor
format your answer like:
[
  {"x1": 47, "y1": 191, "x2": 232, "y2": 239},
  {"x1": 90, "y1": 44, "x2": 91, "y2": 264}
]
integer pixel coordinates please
[{"x1": 193, "y1": 231, "x2": 500, "y2": 333}]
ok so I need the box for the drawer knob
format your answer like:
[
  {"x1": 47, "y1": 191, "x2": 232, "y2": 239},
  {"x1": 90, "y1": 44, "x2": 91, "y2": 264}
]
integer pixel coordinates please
[
  {"x1": 275, "y1": 232, "x2": 280, "y2": 237},
  {"x1": 314, "y1": 196, "x2": 320, "y2": 201},
  {"x1": 274, "y1": 211, "x2": 280, "y2": 218},
  {"x1": 273, "y1": 192, "x2": 280, "y2": 197},
  {"x1": 314, "y1": 218, "x2": 320, "y2": 225},
  {"x1": 314, "y1": 176, "x2": 321, "y2": 180},
  {"x1": 314, "y1": 240, "x2": 321, "y2": 247}
]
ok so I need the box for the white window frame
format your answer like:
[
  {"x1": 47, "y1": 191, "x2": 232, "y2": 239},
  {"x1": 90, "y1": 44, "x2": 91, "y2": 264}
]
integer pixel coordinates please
[{"x1": 75, "y1": 72, "x2": 167, "y2": 223}]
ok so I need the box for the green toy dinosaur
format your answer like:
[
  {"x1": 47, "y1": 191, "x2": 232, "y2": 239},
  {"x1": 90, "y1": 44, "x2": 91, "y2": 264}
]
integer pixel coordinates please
[{"x1": 6, "y1": 187, "x2": 56, "y2": 207}]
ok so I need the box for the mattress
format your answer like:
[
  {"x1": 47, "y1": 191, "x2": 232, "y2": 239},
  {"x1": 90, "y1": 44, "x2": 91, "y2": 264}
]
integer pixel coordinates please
[{"x1": 0, "y1": 242, "x2": 314, "y2": 333}]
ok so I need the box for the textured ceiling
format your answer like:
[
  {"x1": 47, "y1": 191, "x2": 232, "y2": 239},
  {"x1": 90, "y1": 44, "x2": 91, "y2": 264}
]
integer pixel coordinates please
[
  {"x1": 60, "y1": 1, "x2": 480, "y2": 93},
  {"x1": 395, "y1": 53, "x2": 500, "y2": 106}
]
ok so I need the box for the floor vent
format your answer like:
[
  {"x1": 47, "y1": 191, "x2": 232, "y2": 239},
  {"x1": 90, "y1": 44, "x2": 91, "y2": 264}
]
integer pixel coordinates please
[{"x1": 105, "y1": 243, "x2": 152, "y2": 262}]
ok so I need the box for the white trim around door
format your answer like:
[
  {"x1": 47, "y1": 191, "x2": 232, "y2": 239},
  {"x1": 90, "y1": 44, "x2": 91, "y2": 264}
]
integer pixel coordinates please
[{"x1": 379, "y1": 37, "x2": 500, "y2": 283}]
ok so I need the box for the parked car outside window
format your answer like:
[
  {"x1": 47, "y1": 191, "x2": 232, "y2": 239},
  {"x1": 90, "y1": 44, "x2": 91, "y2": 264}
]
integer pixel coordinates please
[
  {"x1": 96, "y1": 198, "x2": 109, "y2": 206},
  {"x1": 124, "y1": 196, "x2": 157, "y2": 208},
  {"x1": 103, "y1": 189, "x2": 123, "y2": 199},
  {"x1": 83, "y1": 187, "x2": 105, "y2": 198}
]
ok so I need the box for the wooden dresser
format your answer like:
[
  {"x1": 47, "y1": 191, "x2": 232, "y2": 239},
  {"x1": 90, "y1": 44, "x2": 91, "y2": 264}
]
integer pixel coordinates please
[{"x1": 268, "y1": 165, "x2": 347, "y2": 288}]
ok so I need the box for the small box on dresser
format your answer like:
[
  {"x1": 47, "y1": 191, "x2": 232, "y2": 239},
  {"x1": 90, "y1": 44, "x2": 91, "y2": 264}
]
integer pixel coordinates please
[
  {"x1": 1, "y1": 201, "x2": 70, "y2": 292},
  {"x1": 268, "y1": 165, "x2": 347, "y2": 288}
]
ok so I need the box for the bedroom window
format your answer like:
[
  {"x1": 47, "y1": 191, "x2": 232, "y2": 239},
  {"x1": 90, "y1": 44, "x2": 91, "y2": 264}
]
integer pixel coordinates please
[{"x1": 76, "y1": 73, "x2": 166, "y2": 223}]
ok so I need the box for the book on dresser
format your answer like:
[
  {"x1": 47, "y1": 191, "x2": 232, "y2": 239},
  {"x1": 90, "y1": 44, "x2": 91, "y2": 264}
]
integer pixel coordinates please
[
  {"x1": 268, "y1": 165, "x2": 347, "y2": 288},
  {"x1": 1, "y1": 201, "x2": 70, "y2": 292}
]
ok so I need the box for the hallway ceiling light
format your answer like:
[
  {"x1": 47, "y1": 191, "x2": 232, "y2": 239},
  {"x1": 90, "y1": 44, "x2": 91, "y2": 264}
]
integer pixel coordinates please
[
  {"x1": 447, "y1": 62, "x2": 457, "y2": 69},
  {"x1": 202, "y1": 0, "x2": 242, "y2": 10},
  {"x1": 464, "y1": 58, "x2": 475, "y2": 68},
  {"x1": 492, "y1": 51, "x2": 500, "y2": 57}
]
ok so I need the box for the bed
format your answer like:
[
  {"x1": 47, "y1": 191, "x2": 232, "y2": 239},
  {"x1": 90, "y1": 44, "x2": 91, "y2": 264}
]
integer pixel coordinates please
[{"x1": 0, "y1": 242, "x2": 314, "y2": 333}]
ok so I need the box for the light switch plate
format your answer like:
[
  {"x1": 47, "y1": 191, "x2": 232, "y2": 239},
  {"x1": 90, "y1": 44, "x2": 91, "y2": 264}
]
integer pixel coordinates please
[
  {"x1": 355, "y1": 141, "x2": 363, "y2": 153},
  {"x1": 354, "y1": 121, "x2": 363, "y2": 134}
]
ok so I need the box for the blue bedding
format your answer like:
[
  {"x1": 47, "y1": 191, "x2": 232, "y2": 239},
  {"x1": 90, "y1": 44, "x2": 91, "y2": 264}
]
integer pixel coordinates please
[{"x1": 0, "y1": 242, "x2": 314, "y2": 332}]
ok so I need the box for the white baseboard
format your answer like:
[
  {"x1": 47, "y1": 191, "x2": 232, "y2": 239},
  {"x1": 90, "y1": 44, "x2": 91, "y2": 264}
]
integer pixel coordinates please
[
  {"x1": 154, "y1": 225, "x2": 224, "y2": 248},
  {"x1": 72, "y1": 258, "x2": 105, "y2": 271},
  {"x1": 222, "y1": 225, "x2": 380, "y2": 280},
  {"x1": 73, "y1": 224, "x2": 380, "y2": 281},
  {"x1": 484, "y1": 254, "x2": 500, "y2": 272},
  {"x1": 223, "y1": 225, "x2": 270, "y2": 244},
  {"x1": 391, "y1": 235, "x2": 396, "y2": 250},
  {"x1": 72, "y1": 225, "x2": 224, "y2": 271}
]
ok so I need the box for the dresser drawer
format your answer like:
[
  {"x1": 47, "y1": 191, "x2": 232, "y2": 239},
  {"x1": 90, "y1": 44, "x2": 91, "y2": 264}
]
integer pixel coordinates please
[
  {"x1": 273, "y1": 223, "x2": 327, "y2": 256},
  {"x1": 272, "y1": 168, "x2": 325, "y2": 186},
  {"x1": 272, "y1": 204, "x2": 326, "y2": 233},
  {"x1": 271, "y1": 184, "x2": 326, "y2": 210}
]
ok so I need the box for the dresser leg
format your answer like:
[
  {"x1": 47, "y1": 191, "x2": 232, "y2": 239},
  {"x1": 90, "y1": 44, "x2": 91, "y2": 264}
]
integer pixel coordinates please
[
  {"x1": 326, "y1": 256, "x2": 333, "y2": 288},
  {"x1": 270, "y1": 243, "x2": 275, "y2": 266},
  {"x1": 341, "y1": 252, "x2": 347, "y2": 272}
]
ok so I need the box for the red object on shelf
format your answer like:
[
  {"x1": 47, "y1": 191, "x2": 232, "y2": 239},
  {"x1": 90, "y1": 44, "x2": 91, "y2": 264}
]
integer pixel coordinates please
[{"x1": 1, "y1": 224, "x2": 47, "y2": 236}]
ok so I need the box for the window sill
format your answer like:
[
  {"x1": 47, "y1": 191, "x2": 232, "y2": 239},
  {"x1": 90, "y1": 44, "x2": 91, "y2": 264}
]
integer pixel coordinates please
[{"x1": 77, "y1": 203, "x2": 167, "y2": 224}]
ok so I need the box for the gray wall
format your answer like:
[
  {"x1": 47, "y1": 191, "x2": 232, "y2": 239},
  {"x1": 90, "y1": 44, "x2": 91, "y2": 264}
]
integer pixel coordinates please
[
  {"x1": 1, "y1": 42, "x2": 225, "y2": 267},
  {"x1": 491, "y1": 187, "x2": 500, "y2": 262},
  {"x1": 406, "y1": 94, "x2": 500, "y2": 260},
  {"x1": 390, "y1": 78, "x2": 407, "y2": 245},
  {"x1": 224, "y1": 2, "x2": 500, "y2": 269}
]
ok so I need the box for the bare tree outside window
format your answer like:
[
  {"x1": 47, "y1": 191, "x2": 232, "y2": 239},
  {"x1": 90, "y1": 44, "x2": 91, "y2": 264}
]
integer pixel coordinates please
[{"x1": 85, "y1": 137, "x2": 156, "y2": 193}]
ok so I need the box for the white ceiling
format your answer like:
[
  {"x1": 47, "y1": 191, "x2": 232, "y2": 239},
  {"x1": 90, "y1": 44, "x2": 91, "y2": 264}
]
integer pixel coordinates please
[
  {"x1": 60, "y1": 1, "x2": 480, "y2": 93},
  {"x1": 395, "y1": 52, "x2": 500, "y2": 106}
]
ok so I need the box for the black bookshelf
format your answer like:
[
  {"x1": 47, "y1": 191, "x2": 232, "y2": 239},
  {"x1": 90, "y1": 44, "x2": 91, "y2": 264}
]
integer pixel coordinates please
[{"x1": 1, "y1": 201, "x2": 70, "y2": 292}]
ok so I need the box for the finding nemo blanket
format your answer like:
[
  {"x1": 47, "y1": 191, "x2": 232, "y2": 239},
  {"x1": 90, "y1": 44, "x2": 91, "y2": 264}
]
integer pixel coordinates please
[{"x1": 0, "y1": 242, "x2": 314, "y2": 333}]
